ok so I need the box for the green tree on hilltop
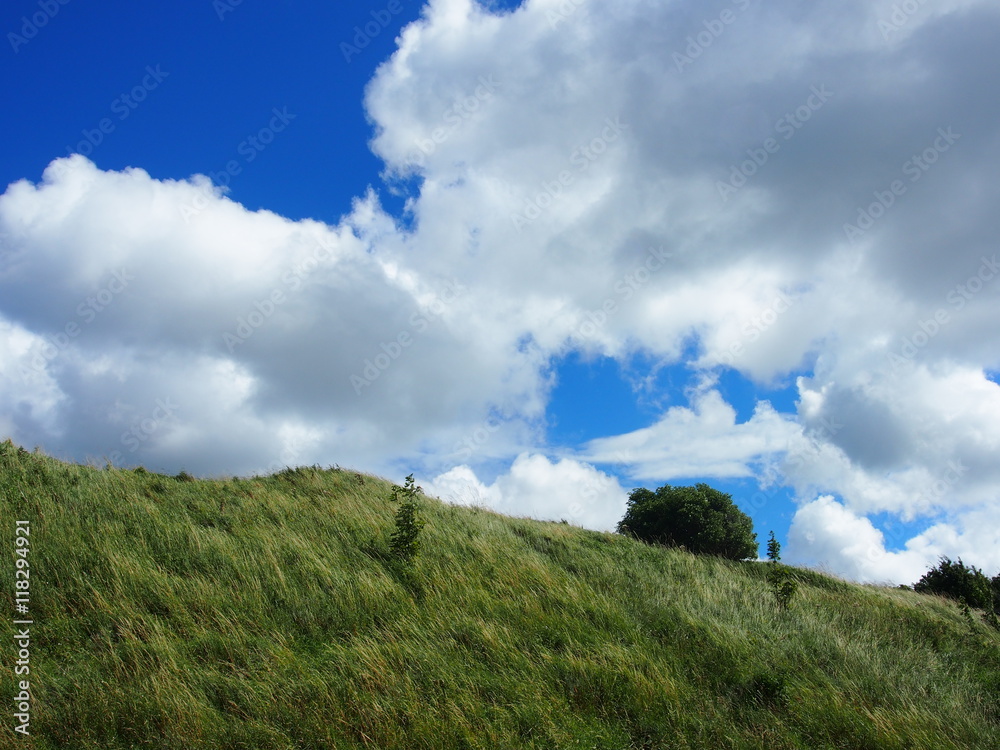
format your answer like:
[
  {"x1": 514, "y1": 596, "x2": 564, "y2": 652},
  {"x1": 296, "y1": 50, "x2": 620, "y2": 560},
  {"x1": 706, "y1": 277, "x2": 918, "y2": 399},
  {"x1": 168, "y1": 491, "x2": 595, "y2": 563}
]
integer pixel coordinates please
[
  {"x1": 914, "y1": 557, "x2": 993, "y2": 610},
  {"x1": 767, "y1": 531, "x2": 781, "y2": 563},
  {"x1": 617, "y1": 483, "x2": 757, "y2": 561}
]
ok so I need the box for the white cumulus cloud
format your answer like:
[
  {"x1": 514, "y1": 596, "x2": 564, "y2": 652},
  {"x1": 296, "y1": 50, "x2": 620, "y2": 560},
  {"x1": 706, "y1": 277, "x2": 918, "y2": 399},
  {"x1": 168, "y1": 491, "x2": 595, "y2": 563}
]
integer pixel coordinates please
[{"x1": 3, "y1": 0, "x2": 1000, "y2": 583}]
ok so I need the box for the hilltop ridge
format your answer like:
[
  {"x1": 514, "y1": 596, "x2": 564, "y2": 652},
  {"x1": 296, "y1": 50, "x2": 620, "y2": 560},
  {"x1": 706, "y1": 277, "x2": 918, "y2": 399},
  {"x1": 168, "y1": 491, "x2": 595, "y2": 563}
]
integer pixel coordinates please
[{"x1": 1, "y1": 440, "x2": 998, "y2": 749}]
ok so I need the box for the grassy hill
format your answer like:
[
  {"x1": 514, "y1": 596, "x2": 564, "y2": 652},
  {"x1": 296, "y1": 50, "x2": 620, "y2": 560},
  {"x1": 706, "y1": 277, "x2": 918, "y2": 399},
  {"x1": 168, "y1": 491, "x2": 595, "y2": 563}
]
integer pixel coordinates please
[{"x1": 2, "y1": 439, "x2": 999, "y2": 749}]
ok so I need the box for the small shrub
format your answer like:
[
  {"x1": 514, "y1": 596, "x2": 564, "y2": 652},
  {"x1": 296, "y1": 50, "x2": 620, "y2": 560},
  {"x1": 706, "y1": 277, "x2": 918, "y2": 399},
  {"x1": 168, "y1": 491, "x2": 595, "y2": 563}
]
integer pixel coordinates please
[
  {"x1": 764, "y1": 533, "x2": 797, "y2": 610},
  {"x1": 389, "y1": 474, "x2": 426, "y2": 566},
  {"x1": 767, "y1": 565, "x2": 798, "y2": 610},
  {"x1": 960, "y1": 603, "x2": 977, "y2": 632}
]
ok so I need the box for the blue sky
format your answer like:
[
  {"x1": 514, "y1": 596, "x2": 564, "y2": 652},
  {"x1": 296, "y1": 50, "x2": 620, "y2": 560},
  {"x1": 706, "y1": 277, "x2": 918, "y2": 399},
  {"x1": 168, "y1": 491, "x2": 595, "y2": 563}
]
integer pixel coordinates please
[
  {"x1": 3, "y1": 1, "x2": 420, "y2": 222},
  {"x1": 2, "y1": 0, "x2": 1000, "y2": 584}
]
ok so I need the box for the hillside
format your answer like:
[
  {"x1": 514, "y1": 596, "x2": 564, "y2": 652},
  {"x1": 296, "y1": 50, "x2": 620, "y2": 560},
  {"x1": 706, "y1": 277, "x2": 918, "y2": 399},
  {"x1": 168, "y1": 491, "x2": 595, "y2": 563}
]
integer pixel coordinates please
[{"x1": 1, "y1": 439, "x2": 999, "y2": 749}]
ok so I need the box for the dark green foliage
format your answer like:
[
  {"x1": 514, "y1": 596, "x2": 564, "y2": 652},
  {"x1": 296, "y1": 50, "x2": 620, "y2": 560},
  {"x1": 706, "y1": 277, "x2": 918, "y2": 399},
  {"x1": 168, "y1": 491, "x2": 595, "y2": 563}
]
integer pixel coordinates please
[
  {"x1": 987, "y1": 610, "x2": 1000, "y2": 632},
  {"x1": 617, "y1": 482, "x2": 757, "y2": 560},
  {"x1": 739, "y1": 669, "x2": 789, "y2": 709},
  {"x1": 766, "y1": 531, "x2": 781, "y2": 563},
  {"x1": 766, "y1": 563, "x2": 798, "y2": 611},
  {"x1": 772, "y1": 575, "x2": 798, "y2": 610},
  {"x1": 388, "y1": 474, "x2": 426, "y2": 566},
  {"x1": 914, "y1": 556, "x2": 994, "y2": 610},
  {"x1": 961, "y1": 603, "x2": 977, "y2": 631},
  {"x1": 764, "y1": 532, "x2": 797, "y2": 610}
]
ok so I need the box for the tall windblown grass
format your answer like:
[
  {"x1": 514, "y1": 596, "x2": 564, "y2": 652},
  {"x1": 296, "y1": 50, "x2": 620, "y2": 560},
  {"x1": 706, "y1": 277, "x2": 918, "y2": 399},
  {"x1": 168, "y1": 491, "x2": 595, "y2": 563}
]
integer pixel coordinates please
[{"x1": 1, "y1": 440, "x2": 998, "y2": 749}]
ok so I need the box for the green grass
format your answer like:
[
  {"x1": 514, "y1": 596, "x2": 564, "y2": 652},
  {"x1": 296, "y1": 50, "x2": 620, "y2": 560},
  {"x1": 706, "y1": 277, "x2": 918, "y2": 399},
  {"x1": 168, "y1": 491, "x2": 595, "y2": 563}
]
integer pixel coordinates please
[{"x1": 1, "y1": 438, "x2": 999, "y2": 749}]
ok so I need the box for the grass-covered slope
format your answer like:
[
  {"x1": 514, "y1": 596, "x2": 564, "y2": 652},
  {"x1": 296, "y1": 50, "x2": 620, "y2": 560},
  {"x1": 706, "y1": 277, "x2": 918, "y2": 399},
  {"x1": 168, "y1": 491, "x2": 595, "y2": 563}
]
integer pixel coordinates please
[{"x1": 1, "y1": 440, "x2": 999, "y2": 749}]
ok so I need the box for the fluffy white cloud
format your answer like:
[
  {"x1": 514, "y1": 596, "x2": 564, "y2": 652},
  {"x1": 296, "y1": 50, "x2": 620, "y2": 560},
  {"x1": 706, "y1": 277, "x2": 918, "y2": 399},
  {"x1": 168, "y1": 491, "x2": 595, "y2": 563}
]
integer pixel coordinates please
[
  {"x1": 424, "y1": 453, "x2": 629, "y2": 530},
  {"x1": 3, "y1": 0, "x2": 1000, "y2": 582},
  {"x1": 0, "y1": 157, "x2": 547, "y2": 475},
  {"x1": 787, "y1": 495, "x2": 1000, "y2": 584},
  {"x1": 582, "y1": 383, "x2": 800, "y2": 481},
  {"x1": 788, "y1": 364, "x2": 1000, "y2": 516}
]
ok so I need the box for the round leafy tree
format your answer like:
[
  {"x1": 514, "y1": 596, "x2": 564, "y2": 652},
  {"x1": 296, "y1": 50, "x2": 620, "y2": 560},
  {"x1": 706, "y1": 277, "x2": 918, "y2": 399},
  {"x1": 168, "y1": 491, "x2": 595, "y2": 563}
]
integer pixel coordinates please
[
  {"x1": 913, "y1": 557, "x2": 994, "y2": 610},
  {"x1": 616, "y1": 483, "x2": 758, "y2": 560}
]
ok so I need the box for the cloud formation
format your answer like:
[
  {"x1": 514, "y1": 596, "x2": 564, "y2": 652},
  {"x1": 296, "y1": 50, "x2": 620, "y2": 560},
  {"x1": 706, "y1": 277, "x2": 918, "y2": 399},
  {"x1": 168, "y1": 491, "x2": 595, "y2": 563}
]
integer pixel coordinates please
[
  {"x1": 582, "y1": 384, "x2": 799, "y2": 481},
  {"x1": 2, "y1": 0, "x2": 999, "y2": 582},
  {"x1": 424, "y1": 452, "x2": 629, "y2": 531}
]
